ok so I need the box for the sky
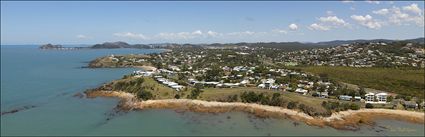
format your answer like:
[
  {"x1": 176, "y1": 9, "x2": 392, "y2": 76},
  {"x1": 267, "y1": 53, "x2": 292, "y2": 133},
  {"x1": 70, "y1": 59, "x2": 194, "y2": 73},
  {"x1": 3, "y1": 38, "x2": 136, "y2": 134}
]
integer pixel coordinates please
[{"x1": 1, "y1": 1, "x2": 424, "y2": 45}]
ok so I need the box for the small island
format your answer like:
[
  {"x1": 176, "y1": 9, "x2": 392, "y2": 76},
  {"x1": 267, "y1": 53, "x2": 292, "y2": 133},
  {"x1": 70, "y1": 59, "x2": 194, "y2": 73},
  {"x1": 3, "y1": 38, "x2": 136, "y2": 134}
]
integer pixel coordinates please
[
  {"x1": 39, "y1": 43, "x2": 85, "y2": 50},
  {"x1": 84, "y1": 39, "x2": 425, "y2": 131}
]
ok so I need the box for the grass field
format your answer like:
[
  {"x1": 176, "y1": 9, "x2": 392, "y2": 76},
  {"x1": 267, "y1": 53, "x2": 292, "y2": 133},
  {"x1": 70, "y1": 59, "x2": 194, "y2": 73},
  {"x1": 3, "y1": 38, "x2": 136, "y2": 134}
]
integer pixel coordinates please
[{"x1": 296, "y1": 66, "x2": 424, "y2": 98}]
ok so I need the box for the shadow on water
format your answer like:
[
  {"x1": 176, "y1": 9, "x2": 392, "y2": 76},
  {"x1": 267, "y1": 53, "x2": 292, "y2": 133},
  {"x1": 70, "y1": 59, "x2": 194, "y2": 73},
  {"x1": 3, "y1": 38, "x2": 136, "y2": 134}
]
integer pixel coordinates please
[
  {"x1": 1, "y1": 105, "x2": 37, "y2": 116},
  {"x1": 94, "y1": 100, "x2": 132, "y2": 127},
  {"x1": 1, "y1": 90, "x2": 79, "y2": 116}
]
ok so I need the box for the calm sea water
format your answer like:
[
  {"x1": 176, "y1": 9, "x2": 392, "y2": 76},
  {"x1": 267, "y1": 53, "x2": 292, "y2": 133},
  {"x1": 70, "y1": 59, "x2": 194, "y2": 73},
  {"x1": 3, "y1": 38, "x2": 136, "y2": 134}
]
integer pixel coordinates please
[{"x1": 1, "y1": 45, "x2": 424, "y2": 136}]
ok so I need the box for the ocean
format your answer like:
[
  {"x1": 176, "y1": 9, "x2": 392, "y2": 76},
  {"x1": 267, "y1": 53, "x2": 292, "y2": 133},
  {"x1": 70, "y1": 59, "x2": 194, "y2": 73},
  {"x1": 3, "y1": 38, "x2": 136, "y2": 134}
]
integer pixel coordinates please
[{"x1": 1, "y1": 45, "x2": 424, "y2": 136}]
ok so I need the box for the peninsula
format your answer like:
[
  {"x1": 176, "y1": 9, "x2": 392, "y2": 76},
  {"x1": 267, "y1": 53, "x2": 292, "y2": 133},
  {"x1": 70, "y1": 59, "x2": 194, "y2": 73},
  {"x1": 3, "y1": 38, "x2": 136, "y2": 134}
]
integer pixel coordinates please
[{"x1": 84, "y1": 38, "x2": 425, "y2": 130}]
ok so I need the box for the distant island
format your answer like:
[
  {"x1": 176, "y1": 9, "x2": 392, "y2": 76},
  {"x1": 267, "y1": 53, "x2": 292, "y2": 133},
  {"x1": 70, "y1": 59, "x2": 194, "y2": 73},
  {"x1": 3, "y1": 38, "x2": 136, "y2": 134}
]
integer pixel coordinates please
[{"x1": 39, "y1": 43, "x2": 85, "y2": 50}]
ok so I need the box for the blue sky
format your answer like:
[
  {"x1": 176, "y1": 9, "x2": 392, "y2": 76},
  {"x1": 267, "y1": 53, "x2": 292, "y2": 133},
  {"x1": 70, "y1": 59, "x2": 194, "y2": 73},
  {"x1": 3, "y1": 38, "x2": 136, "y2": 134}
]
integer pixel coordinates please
[{"x1": 1, "y1": 1, "x2": 424, "y2": 45}]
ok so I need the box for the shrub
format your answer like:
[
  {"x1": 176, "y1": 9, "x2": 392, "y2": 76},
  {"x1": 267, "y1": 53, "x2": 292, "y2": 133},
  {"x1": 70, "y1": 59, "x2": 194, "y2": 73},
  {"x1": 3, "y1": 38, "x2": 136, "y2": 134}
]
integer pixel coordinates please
[
  {"x1": 174, "y1": 94, "x2": 180, "y2": 99},
  {"x1": 138, "y1": 90, "x2": 153, "y2": 100},
  {"x1": 287, "y1": 101, "x2": 298, "y2": 109},
  {"x1": 226, "y1": 95, "x2": 238, "y2": 102},
  {"x1": 365, "y1": 103, "x2": 374, "y2": 109},
  {"x1": 350, "y1": 103, "x2": 360, "y2": 110}
]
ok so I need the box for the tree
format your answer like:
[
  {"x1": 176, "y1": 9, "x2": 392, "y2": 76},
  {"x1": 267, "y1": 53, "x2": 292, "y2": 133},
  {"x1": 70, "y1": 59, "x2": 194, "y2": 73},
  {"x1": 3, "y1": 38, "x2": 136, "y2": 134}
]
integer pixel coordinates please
[
  {"x1": 269, "y1": 93, "x2": 283, "y2": 106},
  {"x1": 189, "y1": 84, "x2": 203, "y2": 99},
  {"x1": 387, "y1": 96, "x2": 394, "y2": 102},
  {"x1": 240, "y1": 91, "x2": 259, "y2": 103},
  {"x1": 174, "y1": 94, "x2": 180, "y2": 99},
  {"x1": 358, "y1": 87, "x2": 366, "y2": 96}
]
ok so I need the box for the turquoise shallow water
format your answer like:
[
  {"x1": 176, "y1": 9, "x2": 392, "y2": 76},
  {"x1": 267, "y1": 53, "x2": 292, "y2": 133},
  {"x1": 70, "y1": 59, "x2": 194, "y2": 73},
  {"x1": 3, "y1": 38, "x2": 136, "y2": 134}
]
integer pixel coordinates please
[{"x1": 1, "y1": 45, "x2": 424, "y2": 136}]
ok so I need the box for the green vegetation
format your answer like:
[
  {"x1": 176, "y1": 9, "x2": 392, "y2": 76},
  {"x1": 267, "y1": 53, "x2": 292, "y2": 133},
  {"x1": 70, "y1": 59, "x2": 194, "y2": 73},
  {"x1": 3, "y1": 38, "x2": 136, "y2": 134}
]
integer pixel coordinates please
[
  {"x1": 137, "y1": 90, "x2": 153, "y2": 100},
  {"x1": 297, "y1": 66, "x2": 424, "y2": 98},
  {"x1": 321, "y1": 101, "x2": 360, "y2": 112},
  {"x1": 188, "y1": 84, "x2": 204, "y2": 99},
  {"x1": 94, "y1": 76, "x2": 176, "y2": 99}
]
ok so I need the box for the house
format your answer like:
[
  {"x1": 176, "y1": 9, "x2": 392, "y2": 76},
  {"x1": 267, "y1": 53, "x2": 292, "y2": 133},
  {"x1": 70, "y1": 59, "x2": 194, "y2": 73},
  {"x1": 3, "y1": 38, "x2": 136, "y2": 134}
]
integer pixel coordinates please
[
  {"x1": 365, "y1": 92, "x2": 387, "y2": 104},
  {"x1": 295, "y1": 88, "x2": 308, "y2": 95},
  {"x1": 169, "y1": 66, "x2": 181, "y2": 71},
  {"x1": 264, "y1": 79, "x2": 275, "y2": 88},
  {"x1": 339, "y1": 95, "x2": 352, "y2": 101},
  {"x1": 257, "y1": 84, "x2": 266, "y2": 88},
  {"x1": 240, "y1": 80, "x2": 249, "y2": 85},
  {"x1": 319, "y1": 91, "x2": 329, "y2": 98},
  {"x1": 375, "y1": 93, "x2": 388, "y2": 104},
  {"x1": 223, "y1": 83, "x2": 240, "y2": 88},
  {"x1": 171, "y1": 85, "x2": 184, "y2": 91},
  {"x1": 365, "y1": 93, "x2": 375, "y2": 103}
]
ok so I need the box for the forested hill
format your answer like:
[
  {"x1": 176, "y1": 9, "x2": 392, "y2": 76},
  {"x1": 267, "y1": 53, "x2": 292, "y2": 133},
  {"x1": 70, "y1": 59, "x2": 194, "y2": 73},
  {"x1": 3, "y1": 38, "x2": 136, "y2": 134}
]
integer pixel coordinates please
[
  {"x1": 40, "y1": 37, "x2": 424, "y2": 50},
  {"x1": 315, "y1": 37, "x2": 425, "y2": 46}
]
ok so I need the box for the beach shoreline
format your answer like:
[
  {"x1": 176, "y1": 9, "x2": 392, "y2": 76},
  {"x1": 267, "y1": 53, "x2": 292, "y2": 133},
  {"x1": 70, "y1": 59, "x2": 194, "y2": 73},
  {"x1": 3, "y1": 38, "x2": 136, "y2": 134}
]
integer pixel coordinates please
[
  {"x1": 134, "y1": 65, "x2": 157, "y2": 71},
  {"x1": 85, "y1": 90, "x2": 425, "y2": 131}
]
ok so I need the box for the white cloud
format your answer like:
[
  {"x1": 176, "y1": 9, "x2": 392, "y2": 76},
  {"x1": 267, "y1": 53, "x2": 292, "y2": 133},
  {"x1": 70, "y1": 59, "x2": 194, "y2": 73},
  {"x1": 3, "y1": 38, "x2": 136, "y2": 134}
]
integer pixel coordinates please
[
  {"x1": 308, "y1": 23, "x2": 329, "y2": 31},
  {"x1": 341, "y1": 0, "x2": 354, "y2": 3},
  {"x1": 373, "y1": 5, "x2": 424, "y2": 27},
  {"x1": 76, "y1": 34, "x2": 88, "y2": 39},
  {"x1": 366, "y1": 0, "x2": 380, "y2": 4},
  {"x1": 403, "y1": 3, "x2": 422, "y2": 15},
  {"x1": 319, "y1": 16, "x2": 349, "y2": 26},
  {"x1": 288, "y1": 23, "x2": 298, "y2": 30},
  {"x1": 373, "y1": 8, "x2": 389, "y2": 15},
  {"x1": 350, "y1": 15, "x2": 382, "y2": 29},
  {"x1": 272, "y1": 29, "x2": 288, "y2": 34},
  {"x1": 226, "y1": 31, "x2": 256, "y2": 36},
  {"x1": 308, "y1": 16, "x2": 349, "y2": 31},
  {"x1": 113, "y1": 32, "x2": 149, "y2": 40},
  {"x1": 156, "y1": 30, "x2": 206, "y2": 40},
  {"x1": 192, "y1": 30, "x2": 203, "y2": 35},
  {"x1": 207, "y1": 30, "x2": 220, "y2": 37}
]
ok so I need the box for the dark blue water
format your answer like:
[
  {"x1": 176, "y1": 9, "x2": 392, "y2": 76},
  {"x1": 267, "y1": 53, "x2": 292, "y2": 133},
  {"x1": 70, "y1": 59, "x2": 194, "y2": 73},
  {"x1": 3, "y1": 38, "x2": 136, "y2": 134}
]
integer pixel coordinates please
[{"x1": 1, "y1": 45, "x2": 424, "y2": 136}]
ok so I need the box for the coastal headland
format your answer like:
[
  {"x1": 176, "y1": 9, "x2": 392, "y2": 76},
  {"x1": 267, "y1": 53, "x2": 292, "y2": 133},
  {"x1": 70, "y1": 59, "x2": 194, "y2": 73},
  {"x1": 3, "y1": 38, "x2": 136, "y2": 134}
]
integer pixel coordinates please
[{"x1": 85, "y1": 90, "x2": 424, "y2": 131}]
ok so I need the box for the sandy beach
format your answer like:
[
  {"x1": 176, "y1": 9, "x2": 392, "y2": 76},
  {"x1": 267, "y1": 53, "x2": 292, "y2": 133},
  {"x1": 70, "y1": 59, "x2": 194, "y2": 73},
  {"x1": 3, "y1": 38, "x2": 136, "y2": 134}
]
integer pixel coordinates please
[
  {"x1": 85, "y1": 90, "x2": 425, "y2": 130},
  {"x1": 134, "y1": 66, "x2": 157, "y2": 71}
]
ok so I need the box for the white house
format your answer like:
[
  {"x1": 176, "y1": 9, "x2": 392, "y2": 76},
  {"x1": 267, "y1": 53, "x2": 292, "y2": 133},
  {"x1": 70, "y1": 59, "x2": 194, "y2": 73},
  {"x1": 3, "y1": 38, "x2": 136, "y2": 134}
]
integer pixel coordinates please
[
  {"x1": 257, "y1": 83, "x2": 266, "y2": 88},
  {"x1": 375, "y1": 93, "x2": 388, "y2": 104},
  {"x1": 365, "y1": 93, "x2": 375, "y2": 103},
  {"x1": 365, "y1": 92, "x2": 387, "y2": 104},
  {"x1": 295, "y1": 88, "x2": 308, "y2": 95}
]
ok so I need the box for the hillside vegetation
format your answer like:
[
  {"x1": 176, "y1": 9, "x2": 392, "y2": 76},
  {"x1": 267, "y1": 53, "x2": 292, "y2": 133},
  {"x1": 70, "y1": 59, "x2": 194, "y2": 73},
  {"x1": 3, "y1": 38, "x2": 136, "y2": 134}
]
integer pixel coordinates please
[{"x1": 297, "y1": 66, "x2": 424, "y2": 98}]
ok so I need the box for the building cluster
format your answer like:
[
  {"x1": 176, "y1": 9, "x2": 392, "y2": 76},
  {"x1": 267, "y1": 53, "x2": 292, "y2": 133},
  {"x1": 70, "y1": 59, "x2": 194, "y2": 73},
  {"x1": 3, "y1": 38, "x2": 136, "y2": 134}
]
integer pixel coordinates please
[{"x1": 276, "y1": 42, "x2": 425, "y2": 68}]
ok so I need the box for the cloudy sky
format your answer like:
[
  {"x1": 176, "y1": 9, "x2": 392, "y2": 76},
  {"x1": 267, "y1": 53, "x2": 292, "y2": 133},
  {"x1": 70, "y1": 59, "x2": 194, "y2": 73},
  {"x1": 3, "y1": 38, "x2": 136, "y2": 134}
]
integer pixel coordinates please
[{"x1": 1, "y1": 1, "x2": 424, "y2": 45}]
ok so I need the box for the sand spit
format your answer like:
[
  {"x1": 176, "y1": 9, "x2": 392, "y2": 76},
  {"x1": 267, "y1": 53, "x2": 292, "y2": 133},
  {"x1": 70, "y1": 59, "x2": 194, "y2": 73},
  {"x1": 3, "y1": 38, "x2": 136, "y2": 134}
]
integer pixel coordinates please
[{"x1": 85, "y1": 90, "x2": 425, "y2": 130}]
